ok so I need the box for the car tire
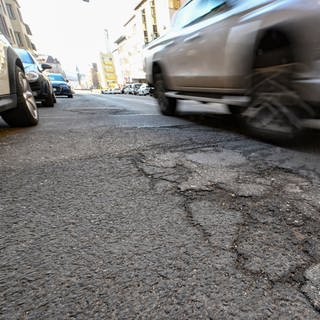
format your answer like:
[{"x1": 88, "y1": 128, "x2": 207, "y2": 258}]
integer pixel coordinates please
[
  {"x1": 68, "y1": 94, "x2": 73, "y2": 98},
  {"x1": 1, "y1": 66, "x2": 38, "y2": 127},
  {"x1": 243, "y1": 46, "x2": 313, "y2": 141},
  {"x1": 42, "y1": 92, "x2": 54, "y2": 107},
  {"x1": 154, "y1": 72, "x2": 177, "y2": 116},
  {"x1": 227, "y1": 105, "x2": 243, "y2": 115}
]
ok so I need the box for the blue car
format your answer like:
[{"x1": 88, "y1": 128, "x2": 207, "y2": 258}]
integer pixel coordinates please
[
  {"x1": 14, "y1": 48, "x2": 56, "y2": 107},
  {"x1": 47, "y1": 73, "x2": 73, "y2": 98}
]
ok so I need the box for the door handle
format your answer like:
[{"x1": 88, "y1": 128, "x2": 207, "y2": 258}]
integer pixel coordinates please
[{"x1": 183, "y1": 33, "x2": 201, "y2": 43}]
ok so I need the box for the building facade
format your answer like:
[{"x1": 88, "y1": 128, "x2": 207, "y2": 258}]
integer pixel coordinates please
[
  {"x1": 100, "y1": 52, "x2": 117, "y2": 89},
  {"x1": 0, "y1": 0, "x2": 36, "y2": 54},
  {"x1": 88, "y1": 62, "x2": 101, "y2": 89}
]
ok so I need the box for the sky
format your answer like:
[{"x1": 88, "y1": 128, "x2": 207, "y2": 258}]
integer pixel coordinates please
[{"x1": 19, "y1": 0, "x2": 136, "y2": 76}]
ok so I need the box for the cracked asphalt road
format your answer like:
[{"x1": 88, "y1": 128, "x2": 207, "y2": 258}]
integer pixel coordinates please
[{"x1": 1, "y1": 92, "x2": 320, "y2": 319}]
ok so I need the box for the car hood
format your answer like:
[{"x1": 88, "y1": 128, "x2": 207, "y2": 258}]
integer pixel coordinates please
[{"x1": 23, "y1": 63, "x2": 38, "y2": 73}]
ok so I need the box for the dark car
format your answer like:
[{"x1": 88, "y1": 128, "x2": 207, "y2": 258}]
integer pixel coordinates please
[
  {"x1": 14, "y1": 48, "x2": 56, "y2": 107},
  {"x1": 47, "y1": 73, "x2": 73, "y2": 98}
]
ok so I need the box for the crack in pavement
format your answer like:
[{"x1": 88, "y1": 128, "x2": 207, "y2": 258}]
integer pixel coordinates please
[{"x1": 128, "y1": 145, "x2": 320, "y2": 315}]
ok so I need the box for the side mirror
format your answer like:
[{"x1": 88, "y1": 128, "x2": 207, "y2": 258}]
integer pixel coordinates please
[
  {"x1": 41, "y1": 63, "x2": 52, "y2": 70},
  {"x1": 66, "y1": 79, "x2": 69, "y2": 83}
]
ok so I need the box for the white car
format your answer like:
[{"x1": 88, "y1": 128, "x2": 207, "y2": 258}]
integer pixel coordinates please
[
  {"x1": 137, "y1": 83, "x2": 151, "y2": 96},
  {"x1": 0, "y1": 33, "x2": 38, "y2": 126},
  {"x1": 112, "y1": 87, "x2": 121, "y2": 94}
]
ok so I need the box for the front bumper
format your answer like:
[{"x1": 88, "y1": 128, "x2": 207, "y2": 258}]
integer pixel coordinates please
[
  {"x1": 29, "y1": 81, "x2": 50, "y2": 101},
  {"x1": 53, "y1": 85, "x2": 72, "y2": 96}
]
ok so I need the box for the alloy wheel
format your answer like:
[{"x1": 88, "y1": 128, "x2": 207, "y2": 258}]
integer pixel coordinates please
[{"x1": 18, "y1": 71, "x2": 38, "y2": 119}]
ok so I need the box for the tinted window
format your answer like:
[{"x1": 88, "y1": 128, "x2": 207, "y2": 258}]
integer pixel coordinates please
[
  {"x1": 172, "y1": 0, "x2": 226, "y2": 29},
  {"x1": 16, "y1": 49, "x2": 34, "y2": 65},
  {"x1": 48, "y1": 74, "x2": 65, "y2": 82}
]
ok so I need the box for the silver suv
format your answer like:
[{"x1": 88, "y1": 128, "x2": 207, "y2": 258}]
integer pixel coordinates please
[
  {"x1": 144, "y1": 0, "x2": 320, "y2": 139},
  {"x1": 0, "y1": 33, "x2": 38, "y2": 127}
]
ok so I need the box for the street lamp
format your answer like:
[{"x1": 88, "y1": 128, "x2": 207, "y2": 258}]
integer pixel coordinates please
[{"x1": 104, "y1": 29, "x2": 110, "y2": 54}]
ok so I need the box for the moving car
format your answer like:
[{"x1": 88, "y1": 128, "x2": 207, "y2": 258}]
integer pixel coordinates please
[
  {"x1": 14, "y1": 48, "x2": 56, "y2": 107},
  {"x1": 0, "y1": 33, "x2": 38, "y2": 126},
  {"x1": 47, "y1": 73, "x2": 73, "y2": 98},
  {"x1": 144, "y1": 0, "x2": 320, "y2": 139}
]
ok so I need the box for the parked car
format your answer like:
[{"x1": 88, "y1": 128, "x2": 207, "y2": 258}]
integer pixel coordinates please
[
  {"x1": 137, "y1": 83, "x2": 151, "y2": 96},
  {"x1": 47, "y1": 73, "x2": 73, "y2": 98},
  {"x1": 144, "y1": 0, "x2": 320, "y2": 139},
  {"x1": 112, "y1": 87, "x2": 121, "y2": 94},
  {"x1": 123, "y1": 85, "x2": 131, "y2": 94},
  {"x1": 14, "y1": 48, "x2": 56, "y2": 107},
  {"x1": 132, "y1": 83, "x2": 142, "y2": 95},
  {"x1": 0, "y1": 33, "x2": 38, "y2": 126}
]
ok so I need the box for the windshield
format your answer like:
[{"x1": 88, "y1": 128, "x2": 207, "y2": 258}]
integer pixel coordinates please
[
  {"x1": 15, "y1": 49, "x2": 34, "y2": 65},
  {"x1": 48, "y1": 74, "x2": 66, "y2": 82},
  {"x1": 172, "y1": 0, "x2": 226, "y2": 29}
]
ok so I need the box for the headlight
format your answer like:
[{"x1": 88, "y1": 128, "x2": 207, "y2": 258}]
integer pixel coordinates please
[{"x1": 25, "y1": 71, "x2": 39, "y2": 82}]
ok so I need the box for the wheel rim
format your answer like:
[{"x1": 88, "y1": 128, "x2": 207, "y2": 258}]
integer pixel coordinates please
[
  {"x1": 18, "y1": 71, "x2": 38, "y2": 119},
  {"x1": 244, "y1": 64, "x2": 301, "y2": 137}
]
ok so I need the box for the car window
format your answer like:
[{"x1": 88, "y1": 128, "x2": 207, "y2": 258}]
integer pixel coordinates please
[
  {"x1": 16, "y1": 49, "x2": 34, "y2": 65},
  {"x1": 48, "y1": 74, "x2": 65, "y2": 82},
  {"x1": 172, "y1": 0, "x2": 227, "y2": 29}
]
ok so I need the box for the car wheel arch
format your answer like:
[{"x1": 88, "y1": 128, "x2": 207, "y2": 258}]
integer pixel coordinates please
[
  {"x1": 152, "y1": 61, "x2": 172, "y2": 89},
  {"x1": 253, "y1": 27, "x2": 295, "y2": 68},
  {"x1": 6, "y1": 46, "x2": 24, "y2": 95}
]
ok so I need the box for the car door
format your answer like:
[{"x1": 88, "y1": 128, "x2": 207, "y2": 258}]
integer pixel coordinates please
[
  {"x1": 163, "y1": 0, "x2": 275, "y2": 91},
  {"x1": 162, "y1": 0, "x2": 232, "y2": 89},
  {"x1": 0, "y1": 33, "x2": 10, "y2": 95}
]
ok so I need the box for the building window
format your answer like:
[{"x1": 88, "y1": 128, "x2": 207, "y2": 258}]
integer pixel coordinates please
[
  {"x1": 24, "y1": 23, "x2": 32, "y2": 35},
  {"x1": 14, "y1": 31, "x2": 22, "y2": 47},
  {"x1": 141, "y1": 9, "x2": 148, "y2": 44},
  {"x1": 150, "y1": 0, "x2": 157, "y2": 24},
  {"x1": 169, "y1": 0, "x2": 181, "y2": 10},
  {"x1": 150, "y1": 0, "x2": 158, "y2": 39},
  {"x1": 0, "y1": 14, "x2": 10, "y2": 40},
  {"x1": 17, "y1": 8, "x2": 23, "y2": 21},
  {"x1": 9, "y1": 28, "x2": 15, "y2": 44},
  {"x1": 0, "y1": 0, "x2": 6, "y2": 15},
  {"x1": 152, "y1": 24, "x2": 159, "y2": 39},
  {"x1": 6, "y1": 3, "x2": 15, "y2": 19},
  {"x1": 25, "y1": 35, "x2": 31, "y2": 48}
]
